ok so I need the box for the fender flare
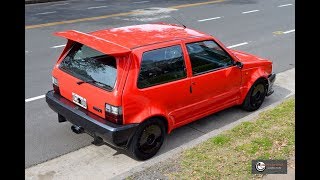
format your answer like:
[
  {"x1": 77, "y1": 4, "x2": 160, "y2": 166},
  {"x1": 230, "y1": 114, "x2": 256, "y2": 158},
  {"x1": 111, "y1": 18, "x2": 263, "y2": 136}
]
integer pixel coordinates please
[
  {"x1": 239, "y1": 68, "x2": 269, "y2": 104},
  {"x1": 129, "y1": 105, "x2": 174, "y2": 134}
]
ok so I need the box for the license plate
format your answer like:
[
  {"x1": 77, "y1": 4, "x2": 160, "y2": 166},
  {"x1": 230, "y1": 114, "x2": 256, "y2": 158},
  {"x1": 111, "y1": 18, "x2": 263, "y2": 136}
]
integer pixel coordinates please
[{"x1": 72, "y1": 92, "x2": 87, "y2": 109}]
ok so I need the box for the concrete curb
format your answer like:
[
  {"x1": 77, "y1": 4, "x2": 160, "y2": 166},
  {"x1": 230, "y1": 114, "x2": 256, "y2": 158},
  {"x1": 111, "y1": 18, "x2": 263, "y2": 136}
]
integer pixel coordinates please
[
  {"x1": 114, "y1": 95, "x2": 295, "y2": 180},
  {"x1": 25, "y1": 0, "x2": 65, "y2": 4}
]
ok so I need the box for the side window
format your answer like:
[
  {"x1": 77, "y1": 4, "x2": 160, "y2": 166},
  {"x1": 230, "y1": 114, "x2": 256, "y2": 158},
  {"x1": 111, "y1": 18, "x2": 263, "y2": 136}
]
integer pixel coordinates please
[
  {"x1": 138, "y1": 45, "x2": 187, "y2": 89},
  {"x1": 186, "y1": 40, "x2": 234, "y2": 75}
]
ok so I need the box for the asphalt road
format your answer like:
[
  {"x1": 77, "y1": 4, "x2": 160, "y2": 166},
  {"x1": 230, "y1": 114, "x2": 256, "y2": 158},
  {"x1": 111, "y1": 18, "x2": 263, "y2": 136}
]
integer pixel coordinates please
[{"x1": 25, "y1": 0, "x2": 295, "y2": 168}]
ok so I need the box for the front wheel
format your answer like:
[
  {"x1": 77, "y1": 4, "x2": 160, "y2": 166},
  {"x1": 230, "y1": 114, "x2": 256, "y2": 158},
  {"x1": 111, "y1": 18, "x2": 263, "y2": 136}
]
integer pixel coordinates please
[
  {"x1": 242, "y1": 79, "x2": 267, "y2": 111},
  {"x1": 128, "y1": 118, "x2": 166, "y2": 160}
]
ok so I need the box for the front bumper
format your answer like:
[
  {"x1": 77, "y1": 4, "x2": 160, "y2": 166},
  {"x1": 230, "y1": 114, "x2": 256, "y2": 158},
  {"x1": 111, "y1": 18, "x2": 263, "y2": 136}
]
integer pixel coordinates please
[
  {"x1": 266, "y1": 73, "x2": 276, "y2": 96},
  {"x1": 45, "y1": 90, "x2": 138, "y2": 149}
]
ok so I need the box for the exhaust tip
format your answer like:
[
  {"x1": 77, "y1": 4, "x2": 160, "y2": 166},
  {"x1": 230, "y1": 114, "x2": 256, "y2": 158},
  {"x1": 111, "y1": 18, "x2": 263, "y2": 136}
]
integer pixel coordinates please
[{"x1": 71, "y1": 125, "x2": 84, "y2": 134}]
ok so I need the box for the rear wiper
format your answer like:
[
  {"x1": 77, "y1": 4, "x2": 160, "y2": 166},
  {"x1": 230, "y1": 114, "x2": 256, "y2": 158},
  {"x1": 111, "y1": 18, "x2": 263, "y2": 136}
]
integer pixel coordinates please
[
  {"x1": 77, "y1": 80, "x2": 97, "y2": 85},
  {"x1": 77, "y1": 80, "x2": 113, "y2": 90}
]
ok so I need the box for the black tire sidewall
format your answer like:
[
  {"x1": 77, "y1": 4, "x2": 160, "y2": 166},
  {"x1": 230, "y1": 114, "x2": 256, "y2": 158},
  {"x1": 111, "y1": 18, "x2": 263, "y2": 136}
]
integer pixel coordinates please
[
  {"x1": 129, "y1": 118, "x2": 166, "y2": 160},
  {"x1": 242, "y1": 79, "x2": 267, "y2": 111}
]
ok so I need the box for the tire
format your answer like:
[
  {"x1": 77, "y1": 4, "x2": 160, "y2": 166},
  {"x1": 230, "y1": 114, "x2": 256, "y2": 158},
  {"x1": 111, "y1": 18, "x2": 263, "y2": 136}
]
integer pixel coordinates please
[
  {"x1": 242, "y1": 79, "x2": 267, "y2": 111},
  {"x1": 128, "y1": 118, "x2": 166, "y2": 160}
]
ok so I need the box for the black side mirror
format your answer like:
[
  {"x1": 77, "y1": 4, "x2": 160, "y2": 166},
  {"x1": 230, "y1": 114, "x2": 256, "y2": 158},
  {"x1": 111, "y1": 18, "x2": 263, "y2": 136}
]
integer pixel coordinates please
[{"x1": 234, "y1": 61, "x2": 243, "y2": 69}]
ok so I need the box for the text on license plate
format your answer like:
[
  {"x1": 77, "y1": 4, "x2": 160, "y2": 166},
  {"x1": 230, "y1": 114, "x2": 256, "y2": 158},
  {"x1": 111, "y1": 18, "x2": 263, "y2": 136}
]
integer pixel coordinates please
[{"x1": 72, "y1": 92, "x2": 87, "y2": 109}]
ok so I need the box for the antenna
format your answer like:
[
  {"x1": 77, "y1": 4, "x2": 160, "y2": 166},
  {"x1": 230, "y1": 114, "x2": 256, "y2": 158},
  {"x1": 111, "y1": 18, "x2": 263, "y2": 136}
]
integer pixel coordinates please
[{"x1": 171, "y1": 16, "x2": 186, "y2": 29}]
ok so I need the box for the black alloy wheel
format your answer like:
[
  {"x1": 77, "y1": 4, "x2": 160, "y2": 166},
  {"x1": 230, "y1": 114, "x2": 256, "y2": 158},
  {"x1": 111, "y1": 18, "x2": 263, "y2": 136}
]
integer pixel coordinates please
[
  {"x1": 250, "y1": 83, "x2": 266, "y2": 109},
  {"x1": 129, "y1": 118, "x2": 166, "y2": 160},
  {"x1": 242, "y1": 79, "x2": 267, "y2": 111}
]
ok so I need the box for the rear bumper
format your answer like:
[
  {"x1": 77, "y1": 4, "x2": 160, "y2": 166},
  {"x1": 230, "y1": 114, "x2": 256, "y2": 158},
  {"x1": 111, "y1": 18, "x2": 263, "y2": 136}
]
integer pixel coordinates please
[
  {"x1": 45, "y1": 90, "x2": 138, "y2": 149},
  {"x1": 266, "y1": 73, "x2": 276, "y2": 96}
]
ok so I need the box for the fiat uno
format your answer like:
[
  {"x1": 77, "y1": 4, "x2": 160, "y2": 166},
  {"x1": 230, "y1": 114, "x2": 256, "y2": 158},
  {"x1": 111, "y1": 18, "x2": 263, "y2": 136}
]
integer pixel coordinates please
[{"x1": 46, "y1": 23, "x2": 275, "y2": 160}]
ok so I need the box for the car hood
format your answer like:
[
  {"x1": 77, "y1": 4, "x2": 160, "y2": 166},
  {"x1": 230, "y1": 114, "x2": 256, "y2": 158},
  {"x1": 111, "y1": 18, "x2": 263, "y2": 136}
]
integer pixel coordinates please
[{"x1": 229, "y1": 49, "x2": 270, "y2": 64}]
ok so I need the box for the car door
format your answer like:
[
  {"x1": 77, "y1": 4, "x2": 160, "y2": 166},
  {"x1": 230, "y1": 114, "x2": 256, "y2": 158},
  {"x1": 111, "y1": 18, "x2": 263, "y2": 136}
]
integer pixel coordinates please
[
  {"x1": 183, "y1": 39, "x2": 242, "y2": 119},
  {"x1": 122, "y1": 41, "x2": 194, "y2": 126}
]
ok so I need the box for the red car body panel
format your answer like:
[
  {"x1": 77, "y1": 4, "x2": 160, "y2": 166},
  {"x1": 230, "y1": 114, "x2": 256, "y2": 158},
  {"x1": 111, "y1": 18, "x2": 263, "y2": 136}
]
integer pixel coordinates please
[
  {"x1": 52, "y1": 23, "x2": 273, "y2": 133},
  {"x1": 89, "y1": 23, "x2": 208, "y2": 49},
  {"x1": 54, "y1": 30, "x2": 132, "y2": 56},
  {"x1": 52, "y1": 55, "x2": 130, "y2": 119},
  {"x1": 229, "y1": 49, "x2": 272, "y2": 103}
]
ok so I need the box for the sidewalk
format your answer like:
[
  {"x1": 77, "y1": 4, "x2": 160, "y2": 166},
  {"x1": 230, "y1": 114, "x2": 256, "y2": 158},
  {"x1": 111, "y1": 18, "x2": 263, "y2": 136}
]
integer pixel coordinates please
[{"x1": 263, "y1": 156, "x2": 295, "y2": 180}]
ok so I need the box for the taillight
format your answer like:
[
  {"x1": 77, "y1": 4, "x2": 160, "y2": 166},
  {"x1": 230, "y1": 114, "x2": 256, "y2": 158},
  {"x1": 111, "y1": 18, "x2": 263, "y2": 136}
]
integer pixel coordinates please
[
  {"x1": 52, "y1": 76, "x2": 60, "y2": 94},
  {"x1": 105, "y1": 104, "x2": 123, "y2": 124}
]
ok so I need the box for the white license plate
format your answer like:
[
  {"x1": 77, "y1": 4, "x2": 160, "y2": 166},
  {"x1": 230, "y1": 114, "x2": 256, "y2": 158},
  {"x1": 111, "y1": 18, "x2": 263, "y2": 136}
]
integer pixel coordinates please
[{"x1": 72, "y1": 93, "x2": 87, "y2": 109}]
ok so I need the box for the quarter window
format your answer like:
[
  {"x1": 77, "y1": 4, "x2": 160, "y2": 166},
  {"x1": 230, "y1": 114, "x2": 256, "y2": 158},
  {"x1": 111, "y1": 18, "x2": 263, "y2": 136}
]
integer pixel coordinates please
[
  {"x1": 138, "y1": 45, "x2": 186, "y2": 88},
  {"x1": 186, "y1": 40, "x2": 233, "y2": 75}
]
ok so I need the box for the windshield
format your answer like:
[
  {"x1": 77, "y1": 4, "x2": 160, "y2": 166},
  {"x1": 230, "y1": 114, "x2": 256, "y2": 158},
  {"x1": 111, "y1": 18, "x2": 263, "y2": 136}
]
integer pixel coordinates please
[{"x1": 59, "y1": 43, "x2": 117, "y2": 90}]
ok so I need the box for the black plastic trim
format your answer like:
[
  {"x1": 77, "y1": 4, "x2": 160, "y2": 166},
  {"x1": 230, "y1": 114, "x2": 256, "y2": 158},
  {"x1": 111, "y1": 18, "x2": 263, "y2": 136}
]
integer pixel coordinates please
[
  {"x1": 45, "y1": 90, "x2": 138, "y2": 149},
  {"x1": 266, "y1": 73, "x2": 276, "y2": 96}
]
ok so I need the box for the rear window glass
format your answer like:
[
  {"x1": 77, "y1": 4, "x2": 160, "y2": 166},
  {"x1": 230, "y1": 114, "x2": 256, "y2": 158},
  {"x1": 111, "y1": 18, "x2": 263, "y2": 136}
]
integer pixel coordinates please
[{"x1": 59, "y1": 43, "x2": 117, "y2": 90}]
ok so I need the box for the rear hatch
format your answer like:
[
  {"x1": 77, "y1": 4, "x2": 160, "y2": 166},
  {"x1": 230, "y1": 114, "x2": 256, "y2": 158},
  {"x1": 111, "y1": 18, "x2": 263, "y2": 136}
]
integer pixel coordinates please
[{"x1": 52, "y1": 30, "x2": 131, "y2": 124}]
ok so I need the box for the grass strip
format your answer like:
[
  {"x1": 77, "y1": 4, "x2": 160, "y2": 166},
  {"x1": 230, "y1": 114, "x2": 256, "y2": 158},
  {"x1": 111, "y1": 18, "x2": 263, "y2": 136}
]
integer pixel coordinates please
[{"x1": 172, "y1": 98, "x2": 295, "y2": 179}]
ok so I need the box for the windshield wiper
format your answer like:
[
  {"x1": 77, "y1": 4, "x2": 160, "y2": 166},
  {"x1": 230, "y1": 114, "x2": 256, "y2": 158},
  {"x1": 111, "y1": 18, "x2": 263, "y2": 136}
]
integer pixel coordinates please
[
  {"x1": 77, "y1": 80, "x2": 97, "y2": 85},
  {"x1": 77, "y1": 80, "x2": 113, "y2": 90}
]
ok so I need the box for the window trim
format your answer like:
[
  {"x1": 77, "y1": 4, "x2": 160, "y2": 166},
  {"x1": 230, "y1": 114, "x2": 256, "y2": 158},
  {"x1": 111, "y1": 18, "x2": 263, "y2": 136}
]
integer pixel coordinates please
[
  {"x1": 136, "y1": 44, "x2": 188, "y2": 89},
  {"x1": 192, "y1": 65, "x2": 233, "y2": 76},
  {"x1": 185, "y1": 40, "x2": 235, "y2": 76}
]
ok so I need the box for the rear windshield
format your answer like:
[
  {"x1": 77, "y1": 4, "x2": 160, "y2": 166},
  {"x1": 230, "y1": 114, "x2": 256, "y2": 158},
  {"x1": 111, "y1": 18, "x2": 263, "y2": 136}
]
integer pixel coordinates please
[{"x1": 59, "y1": 43, "x2": 117, "y2": 90}]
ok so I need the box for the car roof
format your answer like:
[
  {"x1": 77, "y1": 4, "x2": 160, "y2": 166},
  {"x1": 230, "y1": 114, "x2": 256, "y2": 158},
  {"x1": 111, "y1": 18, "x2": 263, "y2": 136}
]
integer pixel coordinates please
[{"x1": 89, "y1": 23, "x2": 210, "y2": 49}]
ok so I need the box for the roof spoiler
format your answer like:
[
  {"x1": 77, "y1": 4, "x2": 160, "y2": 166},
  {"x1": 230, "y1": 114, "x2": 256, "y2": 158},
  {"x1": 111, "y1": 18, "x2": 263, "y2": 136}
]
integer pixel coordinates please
[{"x1": 54, "y1": 30, "x2": 131, "y2": 56}]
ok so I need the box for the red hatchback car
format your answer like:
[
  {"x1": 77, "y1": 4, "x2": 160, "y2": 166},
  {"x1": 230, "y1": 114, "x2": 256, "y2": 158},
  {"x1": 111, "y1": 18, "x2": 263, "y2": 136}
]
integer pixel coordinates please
[{"x1": 46, "y1": 23, "x2": 275, "y2": 160}]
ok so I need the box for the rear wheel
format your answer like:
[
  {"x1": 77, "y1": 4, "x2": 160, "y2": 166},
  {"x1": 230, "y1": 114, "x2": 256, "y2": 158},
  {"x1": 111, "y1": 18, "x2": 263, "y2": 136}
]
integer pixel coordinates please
[
  {"x1": 242, "y1": 79, "x2": 267, "y2": 111},
  {"x1": 129, "y1": 118, "x2": 166, "y2": 160}
]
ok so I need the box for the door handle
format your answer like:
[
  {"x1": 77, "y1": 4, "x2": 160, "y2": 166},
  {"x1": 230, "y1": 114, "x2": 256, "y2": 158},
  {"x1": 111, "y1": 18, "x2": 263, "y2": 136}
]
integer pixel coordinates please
[{"x1": 191, "y1": 82, "x2": 196, "y2": 85}]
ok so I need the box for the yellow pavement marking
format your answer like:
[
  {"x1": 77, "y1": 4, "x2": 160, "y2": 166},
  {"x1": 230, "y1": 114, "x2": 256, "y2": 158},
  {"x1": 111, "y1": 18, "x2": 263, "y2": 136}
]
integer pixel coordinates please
[
  {"x1": 273, "y1": 31, "x2": 284, "y2": 35},
  {"x1": 25, "y1": 12, "x2": 140, "y2": 29},
  {"x1": 169, "y1": 0, "x2": 225, "y2": 9},
  {"x1": 25, "y1": 0, "x2": 225, "y2": 29}
]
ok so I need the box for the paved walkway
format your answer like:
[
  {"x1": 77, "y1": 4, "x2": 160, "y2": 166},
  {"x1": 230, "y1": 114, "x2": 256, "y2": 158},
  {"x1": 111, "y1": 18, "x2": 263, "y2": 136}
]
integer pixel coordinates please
[{"x1": 263, "y1": 156, "x2": 295, "y2": 180}]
